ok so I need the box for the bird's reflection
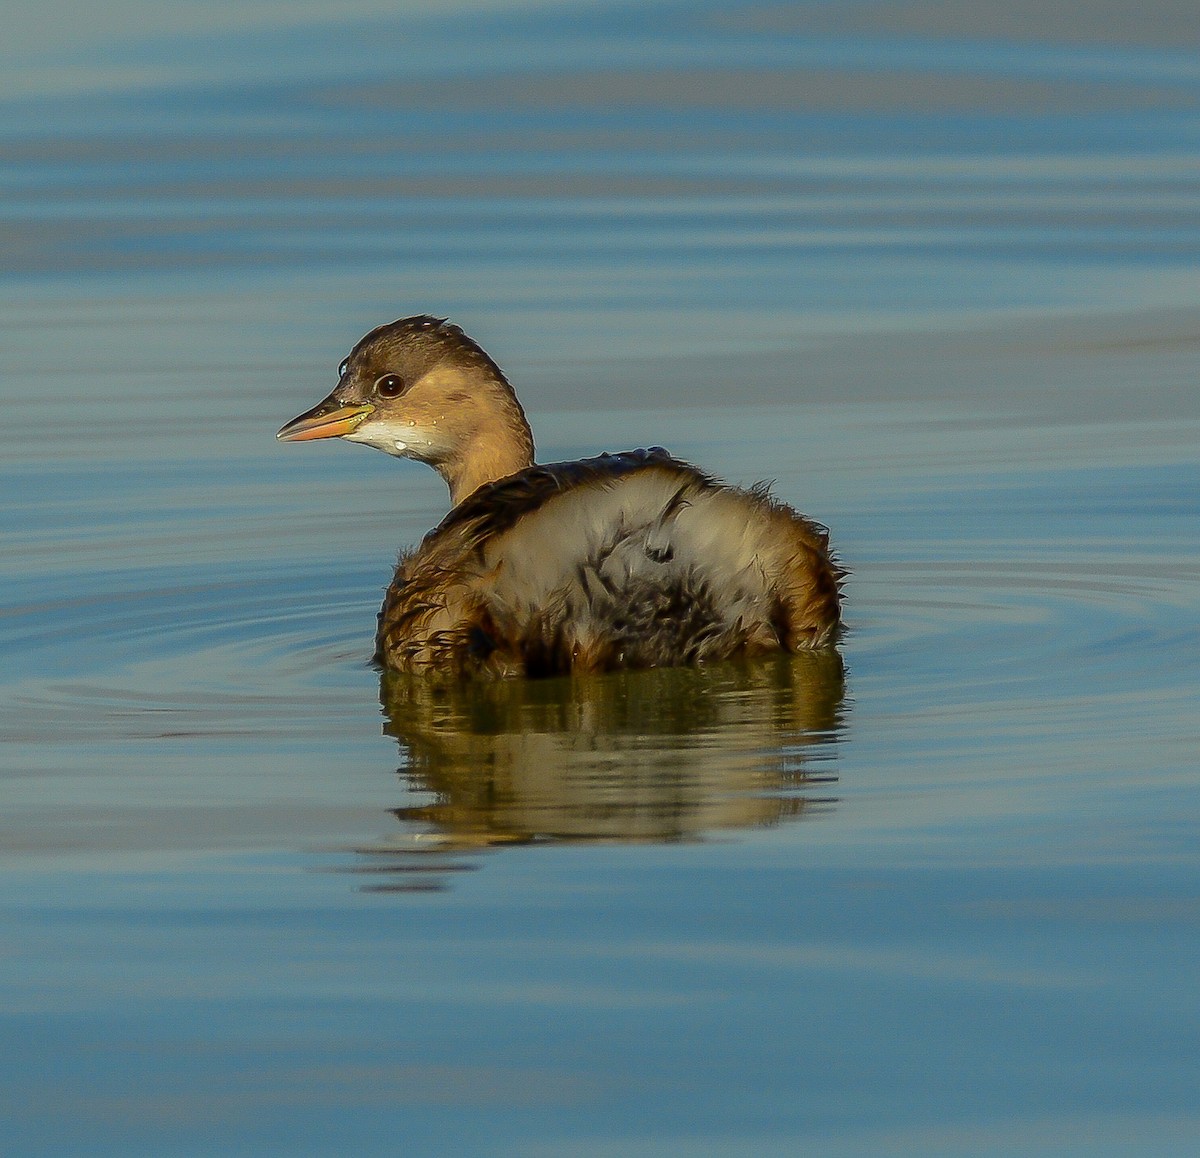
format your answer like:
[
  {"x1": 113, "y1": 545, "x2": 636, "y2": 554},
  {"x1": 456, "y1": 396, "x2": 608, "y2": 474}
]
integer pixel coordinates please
[{"x1": 346, "y1": 653, "x2": 846, "y2": 889}]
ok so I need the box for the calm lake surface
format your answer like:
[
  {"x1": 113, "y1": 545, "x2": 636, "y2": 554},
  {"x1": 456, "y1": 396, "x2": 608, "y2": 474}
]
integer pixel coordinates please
[{"x1": 3, "y1": 1, "x2": 1200, "y2": 1153}]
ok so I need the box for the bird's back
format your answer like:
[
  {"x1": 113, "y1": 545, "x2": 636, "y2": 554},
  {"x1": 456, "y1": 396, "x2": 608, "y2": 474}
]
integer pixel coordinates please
[{"x1": 376, "y1": 449, "x2": 841, "y2": 676}]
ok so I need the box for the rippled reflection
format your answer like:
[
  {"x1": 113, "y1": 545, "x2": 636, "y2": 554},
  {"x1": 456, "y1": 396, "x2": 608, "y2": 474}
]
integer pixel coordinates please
[{"x1": 372, "y1": 652, "x2": 846, "y2": 857}]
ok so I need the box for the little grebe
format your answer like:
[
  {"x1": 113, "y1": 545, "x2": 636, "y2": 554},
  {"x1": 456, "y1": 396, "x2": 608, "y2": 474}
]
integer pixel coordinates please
[{"x1": 278, "y1": 316, "x2": 842, "y2": 677}]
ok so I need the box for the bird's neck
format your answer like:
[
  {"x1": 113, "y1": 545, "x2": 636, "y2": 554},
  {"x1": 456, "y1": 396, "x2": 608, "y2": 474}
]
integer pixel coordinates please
[
  {"x1": 439, "y1": 409, "x2": 535, "y2": 506},
  {"x1": 439, "y1": 436, "x2": 530, "y2": 505},
  {"x1": 405, "y1": 363, "x2": 536, "y2": 506}
]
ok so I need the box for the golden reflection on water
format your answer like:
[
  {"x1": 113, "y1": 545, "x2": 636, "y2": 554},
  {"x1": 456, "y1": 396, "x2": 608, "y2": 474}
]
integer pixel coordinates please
[{"x1": 374, "y1": 652, "x2": 846, "y2": 852}]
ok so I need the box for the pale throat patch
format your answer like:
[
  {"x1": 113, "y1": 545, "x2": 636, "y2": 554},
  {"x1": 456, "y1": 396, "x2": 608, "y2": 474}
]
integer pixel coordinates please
[{"x1": 343, "y1": 418, "x2": 439, "y2": 459}]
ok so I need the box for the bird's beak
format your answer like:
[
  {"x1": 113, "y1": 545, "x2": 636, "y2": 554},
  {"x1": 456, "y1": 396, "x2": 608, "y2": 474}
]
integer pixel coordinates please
[{"x1": 277, "y1": 398, "x2": 375, "y2": 442}]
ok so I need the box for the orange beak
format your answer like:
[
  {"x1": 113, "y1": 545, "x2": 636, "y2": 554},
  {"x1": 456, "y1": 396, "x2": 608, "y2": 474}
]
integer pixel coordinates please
[{"x1": 277, "y1": 400, "x2": 374, "y2": 442}]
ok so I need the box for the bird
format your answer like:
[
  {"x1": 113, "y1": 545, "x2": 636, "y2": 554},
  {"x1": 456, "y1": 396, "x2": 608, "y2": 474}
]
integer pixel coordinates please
[{"x1": 278, "y1": 315, "x2": 842, "y2": 678}]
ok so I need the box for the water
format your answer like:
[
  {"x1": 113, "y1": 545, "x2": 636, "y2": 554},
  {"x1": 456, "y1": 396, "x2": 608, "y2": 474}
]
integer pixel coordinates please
[{"x1": 3, "y1": 1, "x2": 1200, "y2": 1153}]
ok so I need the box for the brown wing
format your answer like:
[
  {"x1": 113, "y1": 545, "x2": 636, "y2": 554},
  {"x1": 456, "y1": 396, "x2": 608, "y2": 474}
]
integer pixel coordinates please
[{"x1": 433, "y1": 447, "x2": 685, "y2": 546}]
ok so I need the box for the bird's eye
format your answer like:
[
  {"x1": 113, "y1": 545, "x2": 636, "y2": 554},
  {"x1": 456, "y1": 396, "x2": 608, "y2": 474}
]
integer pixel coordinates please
[
  {"x1": 374, "y1": 374, "x2": 405, "y2": 397},
  {"x1": 338, "y1": 359, "x2": 349, "y2": 378}
]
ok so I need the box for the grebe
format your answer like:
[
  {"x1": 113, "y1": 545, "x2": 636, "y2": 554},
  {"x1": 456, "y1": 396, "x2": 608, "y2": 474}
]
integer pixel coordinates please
[{"x1": 278, "y1": 316, "x2": 842, "y2": 677}]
